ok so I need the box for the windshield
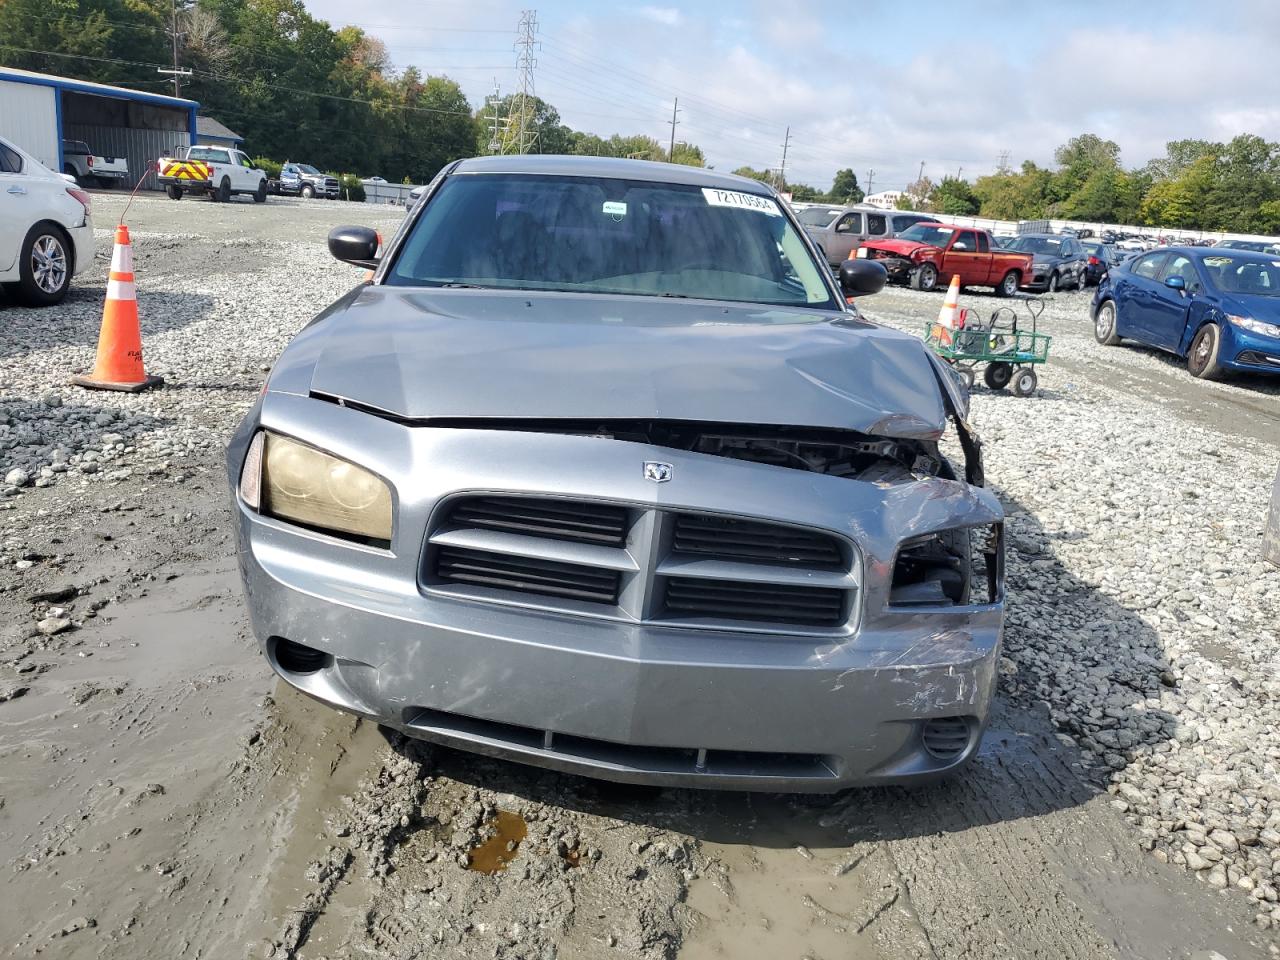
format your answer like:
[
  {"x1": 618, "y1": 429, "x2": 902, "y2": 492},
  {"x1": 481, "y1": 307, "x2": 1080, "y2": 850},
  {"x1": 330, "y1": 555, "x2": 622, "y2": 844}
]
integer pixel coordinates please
[
  {"x1": 1009, "y1": 236, "x2": 1065, "y2": 256},
  {"x1": 389, "y1": 173, "x2": 838, "y2": 308},
  {"x1": 1203, "y1": 255, "x2": 1280, "y2": 297},
  {"x1": 895, "y1": 224, "x2": 954, "y2": 246},
  {"x1": 297, "y1": 164, "x2": 321, "y2": 175},
  {"x1": 796, "y1": 207, "x2": 841, "y2": 227}
]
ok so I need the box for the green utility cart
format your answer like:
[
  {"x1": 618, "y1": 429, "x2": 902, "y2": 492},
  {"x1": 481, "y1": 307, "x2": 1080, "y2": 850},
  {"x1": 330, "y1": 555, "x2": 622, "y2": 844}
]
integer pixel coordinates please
[{"x1": 924, "y1": 298, "x2": 1052, "y2": 397}]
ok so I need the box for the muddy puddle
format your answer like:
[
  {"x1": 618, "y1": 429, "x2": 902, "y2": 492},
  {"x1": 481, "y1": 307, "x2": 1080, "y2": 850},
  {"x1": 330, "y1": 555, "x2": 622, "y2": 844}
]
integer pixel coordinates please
[{"x1": 467, "y1": 810, "x2": 528, "y2": 874}]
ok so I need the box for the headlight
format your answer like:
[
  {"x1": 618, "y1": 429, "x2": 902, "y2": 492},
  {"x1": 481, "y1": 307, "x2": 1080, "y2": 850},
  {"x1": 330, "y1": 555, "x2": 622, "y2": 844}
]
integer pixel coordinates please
[
  {"x1": 239, "y1": 432, "x2": 393, "y2": 544},
  {"x1": 1227, "y1": 314, "x2": 1280, "y2": 338}
]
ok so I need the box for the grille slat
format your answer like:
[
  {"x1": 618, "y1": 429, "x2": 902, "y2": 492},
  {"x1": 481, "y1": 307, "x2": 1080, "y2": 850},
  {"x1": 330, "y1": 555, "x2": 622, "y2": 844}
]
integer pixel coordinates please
[
  {"x1": 448, "y1": 496, "x2": 627, "y2": 545},
  {"x1": 673, "y1": 514, "x2": 842, "y2": 567},
  {"x1": 663, "y1": 577, "x2": 845, "y2": 626},
  {"x1": 436, "y1": 546, "x2": 621, "y2": 604},
  {"x1": 432, "y1": 497, "x2": 853, "y2": 630}
]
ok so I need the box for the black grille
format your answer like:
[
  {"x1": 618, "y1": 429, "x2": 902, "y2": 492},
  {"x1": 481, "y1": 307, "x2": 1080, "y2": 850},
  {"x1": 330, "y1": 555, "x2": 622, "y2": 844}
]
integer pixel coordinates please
[
  {"x1": 921, "y1": 717, "x2": 971, "y2": 760},
  {"x1": 435, "y1": 546, "x2": 620, "y2": 604},
  {"x1": 662, "y1": 577, "x2": 845, "y2": 626},
  {"x1": 446, "y1": 496, "x2": 627, "y2": 545},
  {"x1": 672, "y1": 514, "x2": 842, "y2": 567},
  {"x1": 1236, "y1": 351, "x2": 1277, "y2": 366}
]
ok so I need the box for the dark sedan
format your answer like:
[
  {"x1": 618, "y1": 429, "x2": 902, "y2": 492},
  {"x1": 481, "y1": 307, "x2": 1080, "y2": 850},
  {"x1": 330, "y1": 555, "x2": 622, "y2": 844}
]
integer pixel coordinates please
[
  {"x1": 1005, "y1": 233, "x2": 1087, "y2": 292},
  {"x1": 1091, "y1": 247, "x2": 1280, "y2": 379},
  {"x1": 1081, "y1": 241, "x2": 1123, "y2": 286}
]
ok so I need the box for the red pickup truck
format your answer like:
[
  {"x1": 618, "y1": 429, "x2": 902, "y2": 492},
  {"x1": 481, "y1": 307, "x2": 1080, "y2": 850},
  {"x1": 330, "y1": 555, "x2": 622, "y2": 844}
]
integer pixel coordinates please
[{"x1": 857, "y1": 223, "x2": 1032, "y2": 296}]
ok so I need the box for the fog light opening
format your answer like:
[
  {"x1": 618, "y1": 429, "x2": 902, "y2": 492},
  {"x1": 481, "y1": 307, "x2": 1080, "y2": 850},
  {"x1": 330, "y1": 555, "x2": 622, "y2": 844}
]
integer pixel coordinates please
[
  {"x1": 274, "y1": 638, "x2": 329, "y2": 674},
  {"x1": 921, "y1": 716, "x2": 972, "y2": 761}
]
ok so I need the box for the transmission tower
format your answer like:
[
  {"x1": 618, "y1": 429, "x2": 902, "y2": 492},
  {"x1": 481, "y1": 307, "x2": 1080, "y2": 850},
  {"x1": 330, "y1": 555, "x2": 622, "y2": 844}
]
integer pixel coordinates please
[
  {"x1": 997, "y1": 150, "x2": 1011, "y2": 174},
  {"x1": 514, "y1": 10, "x2": 539, "y2": 154}
]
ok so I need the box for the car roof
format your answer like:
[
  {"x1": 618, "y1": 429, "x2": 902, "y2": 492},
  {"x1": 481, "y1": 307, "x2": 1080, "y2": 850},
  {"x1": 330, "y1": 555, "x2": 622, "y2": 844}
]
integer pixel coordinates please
[
  {"x1": 1189, "y1": 246, "x2": 1280, "y2": 262},
  {"x1": 1016, "y1": 233, "x2": 1066, "y2": 239},
  {"x1": 450, "y1": 154, "x2": 776, "y2": 195}
]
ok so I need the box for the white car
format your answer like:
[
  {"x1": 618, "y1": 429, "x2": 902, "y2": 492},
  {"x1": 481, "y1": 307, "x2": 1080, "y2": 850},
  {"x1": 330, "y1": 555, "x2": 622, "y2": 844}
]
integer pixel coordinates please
[{"x1": 0, "y1": 135, "x2": 94, "y2": 306}]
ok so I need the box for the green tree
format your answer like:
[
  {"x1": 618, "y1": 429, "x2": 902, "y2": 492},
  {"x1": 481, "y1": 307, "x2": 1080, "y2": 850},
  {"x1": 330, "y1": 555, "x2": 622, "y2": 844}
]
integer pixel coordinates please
[
  {"x1": 731, "y1": 165, "x2": 772, "y2": 182},
  {"x1": 669, "y1": 142, "x2": 705, "y2": 167},
  {"x1": 828, "y1": 168, "x2": 863, "y2": 204},
  {"x1": 929, "y1": 176, "x2": 979, "y2": 215}
]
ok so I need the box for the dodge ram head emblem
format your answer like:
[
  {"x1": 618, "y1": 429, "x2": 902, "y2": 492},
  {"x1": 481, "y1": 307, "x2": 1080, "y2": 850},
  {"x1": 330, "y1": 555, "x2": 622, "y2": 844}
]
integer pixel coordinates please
[{"x1": 643, "y1": 462, "x2": 673, "y2": 483}]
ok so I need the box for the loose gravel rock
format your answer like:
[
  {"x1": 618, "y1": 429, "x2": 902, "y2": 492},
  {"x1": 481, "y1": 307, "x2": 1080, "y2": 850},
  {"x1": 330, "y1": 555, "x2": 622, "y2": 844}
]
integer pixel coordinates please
[{"x1": 865, "y1": 285, "x2": 1280, "y2": 930}]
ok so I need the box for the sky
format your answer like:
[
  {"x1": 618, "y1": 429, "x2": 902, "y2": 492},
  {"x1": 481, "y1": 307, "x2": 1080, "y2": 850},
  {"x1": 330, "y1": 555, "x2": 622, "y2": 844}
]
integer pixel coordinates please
[{"x1": 299, "y1": 0, "x2": 1280, "y2": 193}]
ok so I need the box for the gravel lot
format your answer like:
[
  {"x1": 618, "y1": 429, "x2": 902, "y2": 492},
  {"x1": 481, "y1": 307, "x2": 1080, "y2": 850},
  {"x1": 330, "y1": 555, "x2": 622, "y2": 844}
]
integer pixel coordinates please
[{"x1": 1, "y1": 193, "x2": 1278, "y2": 960}]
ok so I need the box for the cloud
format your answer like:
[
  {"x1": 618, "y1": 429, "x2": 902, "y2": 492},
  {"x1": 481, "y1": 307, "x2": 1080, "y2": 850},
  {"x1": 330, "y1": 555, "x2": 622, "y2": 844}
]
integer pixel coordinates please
[{"x1": 636, "y1": 6, "x2": 681, "y2": 26}]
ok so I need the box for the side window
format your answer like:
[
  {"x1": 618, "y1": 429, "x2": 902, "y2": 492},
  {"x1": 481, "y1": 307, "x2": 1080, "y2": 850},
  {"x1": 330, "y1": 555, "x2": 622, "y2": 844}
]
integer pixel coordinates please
[
  {"x1": 953, "y1": 230, "x2": 977, "y2": 252},
  {"x1": 977, "y1": 233, "x2": 990, "y2": 253},
  {"x1": 1132, "y1": 254, "x2": 1166, "y2": 279},
  {"x1": 865, "y1": 213, "x2": 887, "y2": 236},
  {"x1": 834, "y1": 213, "x2": 863, "y2": 234},
  {"x1": 0, "y1": 142, "x2": 22, "y2": 173},
  {"x1": 1162, "y1": 255, "x2": 1200, "y2": 292}
]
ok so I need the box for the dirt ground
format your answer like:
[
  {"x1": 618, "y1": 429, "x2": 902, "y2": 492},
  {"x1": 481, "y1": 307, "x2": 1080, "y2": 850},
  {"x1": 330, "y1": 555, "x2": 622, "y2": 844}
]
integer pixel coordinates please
[{"x1": 1, "y1": 193, "x2": 1278, "y2": 960}]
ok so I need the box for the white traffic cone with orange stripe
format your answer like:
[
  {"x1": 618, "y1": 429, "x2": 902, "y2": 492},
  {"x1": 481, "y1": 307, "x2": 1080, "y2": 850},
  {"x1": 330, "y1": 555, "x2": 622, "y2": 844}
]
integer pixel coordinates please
[
  {"x1": 73, "y1": 225, "x2": 163, "y2": 393},
  {"x1": 930, "y1": 274, "x2": 962, "y2": 347}
]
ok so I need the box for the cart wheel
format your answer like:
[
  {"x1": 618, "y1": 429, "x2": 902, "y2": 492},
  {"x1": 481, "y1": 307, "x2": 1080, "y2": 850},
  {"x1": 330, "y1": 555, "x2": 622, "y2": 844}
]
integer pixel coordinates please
[
  {"x1": 957, "y1": 366, "x2": 976, "y2": 391},
  {"x1": 984, "y1": 362, "x2": 1013, "y2": 391},
  {"x1": 1011, "y1": 366, "x2": 1038, "y2": 397}
]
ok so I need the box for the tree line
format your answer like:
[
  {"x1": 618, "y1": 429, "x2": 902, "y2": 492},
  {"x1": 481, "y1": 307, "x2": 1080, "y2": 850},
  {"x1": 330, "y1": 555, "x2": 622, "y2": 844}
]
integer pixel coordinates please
[
  {"x1": 0, "y1": 0, "x2": 709, "y2": 183},
  {"x1": 889, "y1": 134, "x2": 1280, "y2": 235}
]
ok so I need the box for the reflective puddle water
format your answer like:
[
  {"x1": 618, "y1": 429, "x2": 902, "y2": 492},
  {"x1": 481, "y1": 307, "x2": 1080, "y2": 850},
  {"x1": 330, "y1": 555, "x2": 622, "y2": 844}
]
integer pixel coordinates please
[{"x1": 466, "y1": 811, "x2": 528, "y2": 874}]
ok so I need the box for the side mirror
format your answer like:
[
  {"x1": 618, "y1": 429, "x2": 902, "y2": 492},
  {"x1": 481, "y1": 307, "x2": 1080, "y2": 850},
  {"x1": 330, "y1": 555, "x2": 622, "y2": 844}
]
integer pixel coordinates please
[
  {"x1": 839, "y1": 259, "x2": 888, "y2": 297},
  {"x1": 1164, "y1": 275, "x2": 1186, "y2": 292},
  {"x1": 952, "y1": 243, "x2": 970, "y2": 252},
  {"x1": 328, "y1": 225, "x2": 380, "y2": 268}
]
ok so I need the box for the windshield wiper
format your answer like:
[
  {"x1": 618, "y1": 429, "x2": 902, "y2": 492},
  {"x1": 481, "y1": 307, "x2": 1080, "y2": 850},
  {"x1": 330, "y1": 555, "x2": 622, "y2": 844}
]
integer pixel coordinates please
[
  {"x1": 439, "y1": 282, "x2": 493, "y2": 289},
  {"x1": 659, "y1": 292, "x2": 691, "y2": 298}
]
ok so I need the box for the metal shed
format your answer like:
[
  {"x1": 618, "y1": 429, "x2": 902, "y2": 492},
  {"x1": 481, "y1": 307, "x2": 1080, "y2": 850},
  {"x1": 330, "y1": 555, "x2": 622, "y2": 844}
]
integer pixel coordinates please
[{"x1": 0, "y1": 67, "x2": 198, "y2": 189}]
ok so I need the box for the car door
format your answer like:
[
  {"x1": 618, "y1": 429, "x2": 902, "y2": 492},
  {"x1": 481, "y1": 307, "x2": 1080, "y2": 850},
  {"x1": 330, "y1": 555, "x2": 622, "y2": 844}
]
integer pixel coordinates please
[
  {"x1": 0, "y1": 139, "x2": 29, "y2": 272},
  {"x1": 1067, "y1": 240, "x2": 1087, "y2": 285},
  {"x1": 233, "y1": 151, "x2": 259, "y2": 190},
  {"x1": 827, "y1": 211, "x2": 864, "y2": 263},
  {"x1": 1117, "y1": 252, "x2": 1170, "y2": 342},
  {"x1": 941, "y1": 229, "x2": 987, "y2": 285},
  {"x1": 1145, "y1": 253, "x2": 1199, "y2": 352}
]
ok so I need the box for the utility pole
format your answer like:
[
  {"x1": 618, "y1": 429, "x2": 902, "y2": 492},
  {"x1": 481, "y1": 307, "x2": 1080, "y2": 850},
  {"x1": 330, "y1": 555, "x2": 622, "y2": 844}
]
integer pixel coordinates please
[
  {"x1": 866, "y1": 168, "x2": 875, "y2": 195},
  {"x1": 156, "y1": 0, "x2": 191, "y2": 98},
  {"x1": 956, "y1": 165, "x2": 963, "y2": 180},
  {"x1": 777, "y1": 126, "x2": 791, "y2": 190},
  {"x1": 485, "y1": 79, "x2": 503, "y2": 154},
  {"x1": 667, "y1": 97, "x2": 680, "y2": 161},
  {"x1": 514, "y1": 10, "x2": 539, "y2": 154},
  {"x1": 917, "y1": 160, "x2": 925, "y2": 183}
]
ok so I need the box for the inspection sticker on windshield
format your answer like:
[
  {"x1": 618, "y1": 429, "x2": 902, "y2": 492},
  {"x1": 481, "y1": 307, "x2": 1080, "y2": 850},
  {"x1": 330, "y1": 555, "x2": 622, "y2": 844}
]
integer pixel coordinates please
[
  {"x1": 602, "y1": 200, "x2": 627, "y2": 219},
  {"x1": 702, "y1": 188, "x2": 781, "y2": 216}
]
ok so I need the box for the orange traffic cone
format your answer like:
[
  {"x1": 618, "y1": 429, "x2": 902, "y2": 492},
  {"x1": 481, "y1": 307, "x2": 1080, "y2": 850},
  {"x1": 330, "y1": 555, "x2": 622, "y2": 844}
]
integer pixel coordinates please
[
  {"x1": 931, "y1": 275, "x2": 962, "y2": 347},
  {"x1": 73, "y1": 225, "x2": 163, "y2": 393}
]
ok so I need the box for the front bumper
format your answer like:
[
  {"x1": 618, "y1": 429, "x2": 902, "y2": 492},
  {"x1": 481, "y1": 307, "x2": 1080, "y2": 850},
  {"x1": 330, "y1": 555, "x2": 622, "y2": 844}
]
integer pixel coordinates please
[
  {"x1": 1222, "y1": 323, "x2": 1280, "y2": 375},
  {"x1": 230, "y1": 392, "x2": 1006, "y2": 792},
  {"x1": 1021, "y1": 267, "x2": 1053, "y2": 290}
]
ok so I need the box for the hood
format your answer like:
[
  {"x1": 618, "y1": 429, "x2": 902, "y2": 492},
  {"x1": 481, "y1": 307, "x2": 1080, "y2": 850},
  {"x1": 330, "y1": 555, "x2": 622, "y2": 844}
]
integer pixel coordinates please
[
  {"x1": 1222, "y1": 294, "x2": 1280, "y2": 330},
  {"x1": 280, "y1": 288, "x2": 950, "y2": 440},
  {"x1": 863, "y1": 237, "x2": 934, "y2": 257}
]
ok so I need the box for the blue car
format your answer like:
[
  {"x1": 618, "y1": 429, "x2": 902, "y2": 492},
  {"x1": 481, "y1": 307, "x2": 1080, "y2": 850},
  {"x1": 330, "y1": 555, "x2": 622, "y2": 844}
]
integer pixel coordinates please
[{"x1": 1090, "y1": 247, "x2": 1280, "y2": 379}]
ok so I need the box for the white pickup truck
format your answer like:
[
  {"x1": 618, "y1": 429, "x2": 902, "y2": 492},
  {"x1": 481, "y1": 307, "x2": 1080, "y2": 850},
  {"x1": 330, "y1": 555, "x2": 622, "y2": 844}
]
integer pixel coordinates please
[
  {"x1": 157, "y1": 144, "x2": 268, "y2": 203},
  {"x1": 61, "y1": 139, "x2": 129, "y2": 188}
]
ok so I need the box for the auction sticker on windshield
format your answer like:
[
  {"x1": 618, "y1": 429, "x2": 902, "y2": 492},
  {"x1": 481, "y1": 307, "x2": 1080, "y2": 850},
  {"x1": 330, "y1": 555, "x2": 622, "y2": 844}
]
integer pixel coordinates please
[{"x1": 702, "y1": 188, "x2": 782, "y2": 216}]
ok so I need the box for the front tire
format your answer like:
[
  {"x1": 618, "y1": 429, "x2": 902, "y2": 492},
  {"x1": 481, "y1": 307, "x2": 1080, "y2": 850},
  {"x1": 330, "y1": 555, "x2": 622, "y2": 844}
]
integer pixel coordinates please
[
  {"x1": 12, "y1": 224, "x2": 72, "y2": 306},
  {"x1": 984, "y1": 362, "x2": 1013, "y2": 391},
  {"x1": 996, "y1": 270, "x2": 1020, "y2": 297},
  {"x1": 1187, "y1": 324, "x2": 1226, "y2": 380},
  {"x1": 165, "y1": 184, "x2": 183, "y2": 200},
  {"x1": 301, "y1": 183, "x2": 315, "y2": 199},
  {"x1": 911, "y1": 263, "x2": 939, "y2": 292},
  {"x1": 253, "y1": 180, "x2": 267, "y2": 203},
  {"x1": 1094, "y1": 300, "x2": 1120, "y2": 345},
  {"x1": 1047, "y1": 272, "x2": 1060, "y2": 293}
]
